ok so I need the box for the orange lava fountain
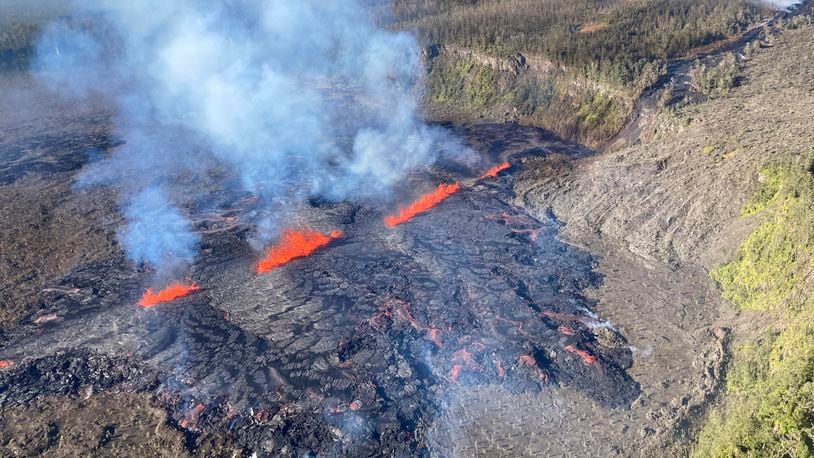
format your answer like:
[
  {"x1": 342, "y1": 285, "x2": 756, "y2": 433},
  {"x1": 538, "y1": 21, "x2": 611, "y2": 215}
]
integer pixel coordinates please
[
  {"x1": 384, "y1": 182, "x2": 460, "y2": 227},
  {"x1": 139, "y1": 282, "x2": 200, "y2": 307},
  {"x1": 256, "y1": 229, "x2": 343, "y2": 273},
  {"x1": 479, "y1": 162, "x2": 510, "y2": 179}
]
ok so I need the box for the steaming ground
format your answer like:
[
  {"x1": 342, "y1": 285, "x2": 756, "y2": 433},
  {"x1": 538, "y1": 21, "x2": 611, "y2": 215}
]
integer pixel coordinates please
[{"x1": 32, "y1": 0, "x2": 476, "y2": 278}]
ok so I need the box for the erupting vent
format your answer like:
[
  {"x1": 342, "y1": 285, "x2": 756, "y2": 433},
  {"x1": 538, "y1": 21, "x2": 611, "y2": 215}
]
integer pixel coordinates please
[
  {"x1": 480, "y1": 162, "x2": 510, "y2": 179},
  {"x1": 384, "y1": 182, "x2": 460, "y2": 227},
  {"x1": 256, "y1": 229, "x2": 343, "y2": 273},
  {"x1": 139, "y1": 282, "x2": 200, "y2": 307}
]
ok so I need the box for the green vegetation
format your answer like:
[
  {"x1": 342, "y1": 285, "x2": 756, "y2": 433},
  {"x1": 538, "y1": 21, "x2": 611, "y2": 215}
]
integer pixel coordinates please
[
  {"x1": 392, "y1": 0, "x2": 767, "y2": 144},
  {"x1": 696, "y1": 155, "x2": 814, "y2": 457},
  {"x1": 574, "y1": 89, "x2": 628, "y2": 139},
  {"x1": 690, "y1": 53, "x2": 742, "y2": 98},
  {"x1": 710, "y1": 157, "x2": 814, "y2": 311},
  {"x1": 426, "y1": 53, "x2": 628, "y2": 144},
  {"x1": 426, "y1": 56, "x2": 497, "y2": 107},
  {"x1": 391, "y1": 0, "x2": 765, "y2": 87}
]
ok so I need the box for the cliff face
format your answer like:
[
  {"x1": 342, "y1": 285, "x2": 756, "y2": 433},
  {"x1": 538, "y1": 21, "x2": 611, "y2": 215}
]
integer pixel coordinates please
[{"x1": 421, "y1": 45, "x2": 633, "y2": 147}]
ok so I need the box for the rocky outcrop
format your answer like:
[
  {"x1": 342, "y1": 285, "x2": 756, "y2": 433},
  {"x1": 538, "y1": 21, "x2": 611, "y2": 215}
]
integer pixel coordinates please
[{"x1": 423, "y1": 44, "x2": 556, "y2": 76}]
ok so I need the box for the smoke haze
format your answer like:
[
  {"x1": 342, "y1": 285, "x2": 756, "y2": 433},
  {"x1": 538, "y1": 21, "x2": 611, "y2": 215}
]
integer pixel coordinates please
[{"x1": 34, "y1": 0, "x2": 472, "y2": 274}]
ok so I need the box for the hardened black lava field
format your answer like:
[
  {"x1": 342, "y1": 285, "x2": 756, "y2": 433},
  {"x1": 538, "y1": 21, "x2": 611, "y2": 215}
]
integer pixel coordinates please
[{"x1": 0, "y1": 81, "x2": 637, "y2": 456}]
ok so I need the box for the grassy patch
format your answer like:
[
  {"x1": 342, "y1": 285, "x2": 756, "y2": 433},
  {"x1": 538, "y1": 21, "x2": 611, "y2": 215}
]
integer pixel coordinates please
[
  {"x1": 427, "y1": 56, "x2": 496, "y2": 108},
  {"x1": 710, "y1": 156, "x2": 814, "y2": 311},
  {"x1": 426, "y1": 54, "x2": 629, "y2": 144},
  {"x1": 695, "y1": 154, "x2": 814, "y2": 456}
]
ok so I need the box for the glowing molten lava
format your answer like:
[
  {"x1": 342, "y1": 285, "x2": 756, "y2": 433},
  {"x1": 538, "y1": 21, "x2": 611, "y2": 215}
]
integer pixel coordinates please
[
  {"x1": 480, "y1": 162, "x2": 510, "y2": 179},
  {"x1": 564, "y1": 345, "x2": 598, "y2": 365},
  {"x1": 139, "y1": 283, "x2": 199, "y2": 307},
  {"x1": 256, "y1": 229, "x2": 343, "y2": 273},
  {"x1": 384, "y1": 182, "x2": 460, "y2": 227}
]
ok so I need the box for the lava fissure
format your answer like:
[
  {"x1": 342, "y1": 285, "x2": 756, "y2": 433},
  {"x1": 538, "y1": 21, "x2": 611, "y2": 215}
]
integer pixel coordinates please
[
  {"x1": 564, "y1": 344, "x2": 598, "y2": 365},
  {"x1": 480, "y1": 162, "x2": 510, "y2": 179},
  {"x1": 139, "y1": 282, "x2": 200, "y2": 307},
  {"x1": 384, "y1": 182, "x2": 460, "y2": 227},
  {"x1": 256, "y1": 229, "x2": 343, "y2": 273}
]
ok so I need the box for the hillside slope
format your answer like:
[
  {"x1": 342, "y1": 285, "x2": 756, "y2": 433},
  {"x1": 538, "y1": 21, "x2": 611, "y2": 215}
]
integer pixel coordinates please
[
  {"x1": 389, "y1": 0, "x2": 770, "y2": 145},
  {"x1": 516, "y1": 21, "x2": 814, "y2": 270},
  {"x1": 516, "y1": 18, "x2": 814, "y2": 455}
]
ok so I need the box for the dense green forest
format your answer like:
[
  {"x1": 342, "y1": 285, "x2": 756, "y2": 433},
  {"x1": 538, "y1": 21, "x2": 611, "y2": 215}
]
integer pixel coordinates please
[{"x1": 389, "y1": 0, "x2": 766, "y2": 85}]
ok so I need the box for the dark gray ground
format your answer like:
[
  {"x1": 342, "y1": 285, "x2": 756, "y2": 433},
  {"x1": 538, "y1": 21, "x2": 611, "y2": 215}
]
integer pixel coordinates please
[{"x1": 0, "y1": 72, "x2": 645, "y2": 456}]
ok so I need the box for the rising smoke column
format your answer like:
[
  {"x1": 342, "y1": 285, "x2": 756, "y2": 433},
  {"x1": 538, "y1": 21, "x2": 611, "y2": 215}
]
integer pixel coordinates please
[{"x1": 35, "y1": 0, "x2": 472, "y2": 273}]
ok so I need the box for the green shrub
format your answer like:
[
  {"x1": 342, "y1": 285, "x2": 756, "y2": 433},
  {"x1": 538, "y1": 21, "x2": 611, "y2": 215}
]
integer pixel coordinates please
[
  {"x1": 696, "y1": 154, "x2": 814, "y2": 457},
  {"x1": 710, "y1": 157, "x2": 814, "y2": 311},
  {"x1": 575, "y1": 89, "x2": 627, "y2": 139},
  {"x1": 465, "y1": 64, "x2": 496, "y2": 107},
  {"x1": 426, "y1": 54, "x2": 629, "y2": 144},
  {"x1": 426, "y1": 56, "x2": 497, "y2": 107},
  {"x1": 690, "y1": 53, "x2": 742, "y2": 97},
  {"x1": 427, "y1": 57, "x2": 465, "y2": 103}
]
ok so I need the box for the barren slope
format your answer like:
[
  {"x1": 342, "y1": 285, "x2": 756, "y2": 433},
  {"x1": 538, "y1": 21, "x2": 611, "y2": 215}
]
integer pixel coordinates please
[{"x1": 514, "y1": 21, "x2": 814, "y2": 456}]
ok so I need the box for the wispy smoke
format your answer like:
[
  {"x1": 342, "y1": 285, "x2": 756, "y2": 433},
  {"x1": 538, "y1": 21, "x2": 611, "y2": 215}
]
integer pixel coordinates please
[
  {"x1": 35, "y1": 0, "x2": 471, "y2": 274},
  {"x1": 120, "y1": 187, "x2": 200, "y2": 272},
  {"x1": 759, "y1": 0, "x2": 803, "y2": 10}
]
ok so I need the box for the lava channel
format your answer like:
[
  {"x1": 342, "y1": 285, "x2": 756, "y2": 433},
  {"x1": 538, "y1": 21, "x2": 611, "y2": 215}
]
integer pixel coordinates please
[
  {"x1": 139, "y1": 282, "x2": 200, "y2": 307},
  {"x1": 384, "y1": 182, "x2": 460, "y2": 227},
  {"x1": 480, "y1": 162, "x2": 510, "y2": 179},
  {"x1": 256, "y1": 228, "x2": 343, "y2": 273}
]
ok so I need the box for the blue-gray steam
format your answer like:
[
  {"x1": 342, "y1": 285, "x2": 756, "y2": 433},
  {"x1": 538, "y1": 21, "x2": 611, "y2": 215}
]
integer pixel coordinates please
[
  {"x1": 34, "y1": 0, "x2": 473, "y2": 273},
  {"x1": 120, "y1": 187, "x2": 200, "y2": 271}
]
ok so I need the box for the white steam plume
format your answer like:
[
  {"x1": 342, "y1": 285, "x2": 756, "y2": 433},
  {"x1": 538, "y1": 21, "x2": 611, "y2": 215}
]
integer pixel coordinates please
[{"x1": 34, "y1": 0, "x2": 472, "y2": 274}]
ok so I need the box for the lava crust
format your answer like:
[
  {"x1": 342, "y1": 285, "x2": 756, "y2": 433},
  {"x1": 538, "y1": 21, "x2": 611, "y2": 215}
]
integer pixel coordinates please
[{"x1": 0, "y1": 122, "x2": 639, "y2": 456}]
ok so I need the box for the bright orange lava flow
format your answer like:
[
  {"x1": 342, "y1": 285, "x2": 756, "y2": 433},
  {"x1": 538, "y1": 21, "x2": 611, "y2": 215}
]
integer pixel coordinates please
[
  {"x1": 139, "y1": 283, "x2": 199, "y2": 307},
  {"x1": 384, "y1": 182, "x2": 460, "y2": 227},
  {"x1": 256, "y1": 229, "x2": 343, "y2": 273},
  {"x1": 479, "y1": 162, "x2": 510, "y2": 179}
]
